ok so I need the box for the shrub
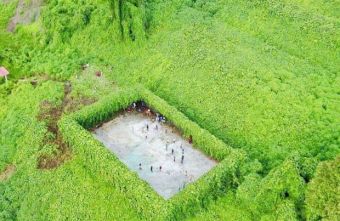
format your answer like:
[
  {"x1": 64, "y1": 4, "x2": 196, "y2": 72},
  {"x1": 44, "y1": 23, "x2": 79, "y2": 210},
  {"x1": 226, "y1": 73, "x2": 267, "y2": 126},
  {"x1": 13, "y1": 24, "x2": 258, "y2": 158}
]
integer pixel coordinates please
[{"x1": 305, "y1": 156, "x2": 340, "y2": 221}]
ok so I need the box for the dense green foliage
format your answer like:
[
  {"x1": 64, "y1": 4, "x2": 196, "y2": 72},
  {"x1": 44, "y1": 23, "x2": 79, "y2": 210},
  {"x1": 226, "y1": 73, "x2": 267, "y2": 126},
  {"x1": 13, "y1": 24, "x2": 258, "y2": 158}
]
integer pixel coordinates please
[
  {"x1": 191, "y1": 159, "x2": 306, "y2": 221},
  {"x1": 0, "y1": 0, "x2": 339, "y2": 220},
  {"x1": 305, "y1": 156, "x2": 340, "y2": 221}
]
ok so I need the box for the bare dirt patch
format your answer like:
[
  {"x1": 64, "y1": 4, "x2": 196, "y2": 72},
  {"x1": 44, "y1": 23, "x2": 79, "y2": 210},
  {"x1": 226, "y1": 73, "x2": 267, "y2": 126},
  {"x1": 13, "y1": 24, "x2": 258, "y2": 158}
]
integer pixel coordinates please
[
  {"x1": 2, "y1": 0, "x2": 14, "y2": 4},
  {"x1": 37, "y1": 82, "x2": 72, "y2": 169},
  {"x1": 64, "y1": 96, "x2": 96, "y2": 113},
  {"x1": 7, "y1": 0, "x2": 43, "y2": 32},
  {"x1": 37, "y1": 136, "x2": 71, "y2": 170},
  {"x1": 37, "y1": 81, "x2": 97, "y2": 169},
  {"x1": 0, "y1": 164, "x2": 16, "y2": 181}
]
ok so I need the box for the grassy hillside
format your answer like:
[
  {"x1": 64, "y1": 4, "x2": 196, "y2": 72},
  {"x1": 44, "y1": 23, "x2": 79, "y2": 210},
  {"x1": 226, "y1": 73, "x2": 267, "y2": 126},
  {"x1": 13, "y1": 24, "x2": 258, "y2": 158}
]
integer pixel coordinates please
[
  {"x1": 0, "y1": 0, "x2": 339, "y2": 220},
  {"x1": 111, "y1": 0, "x2": 339, "y2": 171}
]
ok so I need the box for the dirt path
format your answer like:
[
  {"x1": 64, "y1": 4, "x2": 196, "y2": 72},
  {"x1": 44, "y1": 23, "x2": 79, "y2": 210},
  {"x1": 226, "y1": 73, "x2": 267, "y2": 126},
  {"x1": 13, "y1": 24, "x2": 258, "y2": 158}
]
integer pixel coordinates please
[
  {"x1": 37, "y1": 82, "x2": 73, "y2": 169},
  {"x1": 2, "y1": 0, "x2": 15, "y2": 4},
  {"x1": 7, "y1": 0, "x2": 43, "y2": 32},
  {"x1": 37, "y1": 81, "x2": 96, "y2": 169},
  {"x1": 0, "y1": 164, "x2": 16, "y2": 182}
]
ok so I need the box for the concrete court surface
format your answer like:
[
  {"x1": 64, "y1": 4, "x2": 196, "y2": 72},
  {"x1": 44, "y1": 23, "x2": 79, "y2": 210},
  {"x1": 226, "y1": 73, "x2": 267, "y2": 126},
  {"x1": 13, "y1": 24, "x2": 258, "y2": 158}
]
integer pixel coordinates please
[{"x1": 92, "y1": 111, "x2": 217, "y2": 199}]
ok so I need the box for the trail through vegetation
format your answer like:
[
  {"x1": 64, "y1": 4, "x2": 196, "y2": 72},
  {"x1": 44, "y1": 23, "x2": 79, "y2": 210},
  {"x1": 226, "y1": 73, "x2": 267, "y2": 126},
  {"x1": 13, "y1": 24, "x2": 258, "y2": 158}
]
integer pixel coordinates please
[
  {"x1": 7, "y1": 0, "x2": 43, "y2": 32},
  {"x1": 36, "y1": 82, "x2": 72, "y2": 169},
  {"x1": 0, "y1": 165, "x2": 15, "y2": 182}
]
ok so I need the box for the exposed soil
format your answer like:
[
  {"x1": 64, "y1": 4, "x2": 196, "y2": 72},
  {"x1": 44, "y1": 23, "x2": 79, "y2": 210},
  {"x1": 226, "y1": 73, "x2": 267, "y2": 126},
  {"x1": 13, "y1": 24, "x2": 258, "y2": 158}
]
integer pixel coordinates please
[
  {"x1": 64, "y1": 96, "x2": 96, "y2": 113},
  {"x1": 2, "y1": 0, "x2": 14, "y2": 4},
  {"x1": 37, "y1": 81, "x2": 97, "y2": 169},
  {"x1": 37, "y1": 82, "x2": 72, "y2": 169},
  {"x1": 0, "y1": 164, "x2": 16, "y2": 182},
  {"x1": 7, "y1": 0, "x2": 43, "y2": 32}
]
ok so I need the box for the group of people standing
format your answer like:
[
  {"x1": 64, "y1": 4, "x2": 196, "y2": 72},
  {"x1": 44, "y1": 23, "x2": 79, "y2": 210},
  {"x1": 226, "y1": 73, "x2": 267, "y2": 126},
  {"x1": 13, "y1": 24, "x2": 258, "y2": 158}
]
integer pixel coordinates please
[
  {"x1": 138, "y1": 121, "x2": 186, "y2": 174},
  {"x1": 130, "y1": 100, "x2": 194, "y2": 192}
]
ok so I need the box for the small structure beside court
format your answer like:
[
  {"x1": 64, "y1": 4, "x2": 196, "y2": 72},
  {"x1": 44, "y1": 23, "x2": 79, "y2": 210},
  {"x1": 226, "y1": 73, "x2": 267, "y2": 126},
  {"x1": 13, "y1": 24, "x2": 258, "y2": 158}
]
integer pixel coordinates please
[{"x1": 0, "y1": 67, "x2": 9, "y2": 83}]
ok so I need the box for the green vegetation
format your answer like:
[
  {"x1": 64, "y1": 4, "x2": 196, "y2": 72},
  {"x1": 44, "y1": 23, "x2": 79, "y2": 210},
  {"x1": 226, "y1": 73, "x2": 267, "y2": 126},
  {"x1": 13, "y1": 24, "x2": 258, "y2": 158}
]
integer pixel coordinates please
[
  {"x1": 0, "y1": 81, "x2": 64, "y2": 171},
  {"x1": 305, "y1": 156, "x2": 340, "y2": 221},
  {"x1": 0, "y1": 0, "x2": 339, "y2": 220}
]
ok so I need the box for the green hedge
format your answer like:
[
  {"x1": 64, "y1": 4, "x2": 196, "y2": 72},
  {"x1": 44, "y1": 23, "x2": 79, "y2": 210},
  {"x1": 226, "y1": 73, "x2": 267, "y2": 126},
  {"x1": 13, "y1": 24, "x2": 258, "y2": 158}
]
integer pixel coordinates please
[
  {"x1": 71, "y1": 87, "x2": 141, "y2": 128},
  {"x1": 59, "y1": 116, "x2": 166, "y2": 220},
  {"x1": 164, "y1": 150, "x2": 246, "y2": 220},
  {"x1": 140, "y1": 87, "x2": 237, "y2": 161},
  {"x1": 59, "y1": 86, "x2": 247, "y2": 220}
]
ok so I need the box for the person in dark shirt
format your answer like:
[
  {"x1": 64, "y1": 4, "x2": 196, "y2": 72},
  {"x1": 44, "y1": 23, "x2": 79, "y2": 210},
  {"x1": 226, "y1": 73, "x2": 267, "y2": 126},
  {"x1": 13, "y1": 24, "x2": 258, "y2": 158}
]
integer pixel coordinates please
[{"x1": 189, "y1": 135, "x2": 193, "y2": 144}]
